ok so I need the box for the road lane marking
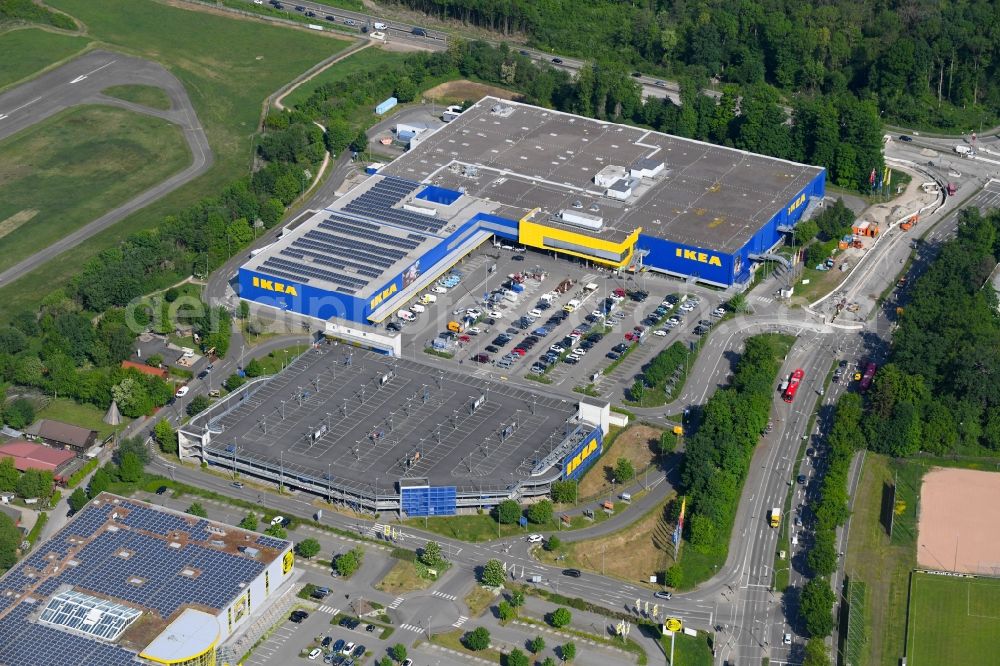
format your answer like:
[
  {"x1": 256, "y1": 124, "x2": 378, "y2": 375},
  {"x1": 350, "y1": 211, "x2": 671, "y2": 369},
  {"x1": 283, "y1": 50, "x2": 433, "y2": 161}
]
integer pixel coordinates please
[
  {"x1": 2, "y1": 96, "x2": 42, "y2": 116},
  {"x1": 69, "y1": 75, "x2": 87, "y2": 84}
]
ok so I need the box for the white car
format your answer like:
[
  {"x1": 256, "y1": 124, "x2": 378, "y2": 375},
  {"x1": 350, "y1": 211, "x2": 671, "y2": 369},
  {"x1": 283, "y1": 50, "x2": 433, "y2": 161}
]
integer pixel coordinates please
[
  {"x1": 467, "y1": 327, "x2": 482, "y2": 335},
  {"x1": 342, "y1": 641, "x2": 356, "y2": 655},
  {"x1": 432, "y1": 285, "x2": 448, "y2": 294},
  {"x1": 527, "y1": 534, "x2": 543, "y2": 543},
  {"x1": 488, "y1": 310, "x2": 503, "y2": 319},
  {"x1": 270, "y1": 515, "x2": 285, "y2": 526},
  {"x1": 309, "y1": 648, "x2": 322, "y2": 660},
  {"x1": 175, "y1": 386, "x2": 189, "y2": 398},
  {"x1": 529, "y1": 308, "x2": 542, "y2": 318},
  {"x1": 783, "y1": 633, "x2": 792, "y2": 645},
  {"x1": 590, "y1": 310, "x2": 606, "y2": 319},
  {"x1": 373, "y1": 21, "x2": 387, "y2": 29},
  {"x1": 653, "y1": 329, "x2": 667, "y2": 337}
]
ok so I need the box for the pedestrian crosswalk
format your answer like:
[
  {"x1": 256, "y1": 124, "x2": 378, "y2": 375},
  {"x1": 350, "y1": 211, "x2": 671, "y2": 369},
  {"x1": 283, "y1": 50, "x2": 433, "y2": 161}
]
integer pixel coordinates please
[
  {"x1": 452, "y1": 616, "x2": 468, "y2": 628},
  {"x1": 316, "y1": 605, "x2": 339, "y2": 614},
  {"x1": 388, "y1": 597, "x2": 404, "y2": 609},
  {"x1": 432, "y1": 591, "x2": 457, "y2": 601},
  {"x1": 400, "y1": 623, "x2": 422, "y2": 633}
]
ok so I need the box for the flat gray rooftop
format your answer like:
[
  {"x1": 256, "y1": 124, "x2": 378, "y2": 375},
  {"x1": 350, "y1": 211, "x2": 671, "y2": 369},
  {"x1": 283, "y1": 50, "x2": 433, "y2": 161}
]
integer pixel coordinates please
[
  {"x1": 384, "y1": 97, "x2": 824, "y2": 253},
  {"x1": 200, "y1": 346, "x2": 580, "y2": 492}
]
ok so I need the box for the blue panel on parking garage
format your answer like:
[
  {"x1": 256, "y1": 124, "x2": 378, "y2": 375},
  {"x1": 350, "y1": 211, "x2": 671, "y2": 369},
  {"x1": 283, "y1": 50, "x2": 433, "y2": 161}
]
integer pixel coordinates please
[
  {"x1": 416, "y1": 185, "x2": 463, "y2": 206},
  {"x1": 401, "y1": 485, "x2": 457, "y2": 516}
]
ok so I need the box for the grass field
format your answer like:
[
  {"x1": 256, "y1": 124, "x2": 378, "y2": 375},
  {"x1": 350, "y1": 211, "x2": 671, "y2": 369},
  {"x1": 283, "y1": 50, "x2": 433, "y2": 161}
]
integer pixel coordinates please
[
  {"x1": 577, "y1": 424, "x2": 661, "y2": 500},
  {"x1": 906, "y1": 572, "x2": 1000, "y2": 666},
  {"x1": 374, "y1": 560, "x2": 432, "y2": 595},
  {"x1": 536, "y1": 495, "x2": 676, "y2": 585},
  {"x1": 101, "y1": 84, "x2": 172, "y2": 110},
  {"x1": 37, "y1": 396, "x2": 123, "y2": 439},
  {"x1": 0, "y1": 105, "x2": 190, "y2": 273},
  {"x1": 282, "y1": 47, "x2": 405, "y2": 109},
  {"x1": 0, "y1": 28, "x2": 90, "y2": 91},
  {"x1": 0, "y1": 0, "x2": 345, "y2": 318},
  {"x1": 845, "y1": 455, "x2": 924, "y2": 666},
  {"x1": 662, "y1": 633, "x2": 713, "y2": 666}
]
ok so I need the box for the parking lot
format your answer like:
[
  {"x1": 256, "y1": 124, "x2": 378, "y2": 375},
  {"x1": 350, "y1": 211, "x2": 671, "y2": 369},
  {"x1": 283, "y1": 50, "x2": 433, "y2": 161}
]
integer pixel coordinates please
[
  {"x1": 392, "y1": 242, "x2": 724, "y2": 399},
  {"x1": 245, "y1": 600, "x2": 391, "y2": 666}
]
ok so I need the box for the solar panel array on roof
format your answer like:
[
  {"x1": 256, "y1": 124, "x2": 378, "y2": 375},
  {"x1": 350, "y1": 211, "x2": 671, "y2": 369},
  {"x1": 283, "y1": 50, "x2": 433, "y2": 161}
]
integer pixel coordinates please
[
  {"x1": 0, "y1": 496, "x2": 291, "y2": 666},
  {"x1": 342, "y1": 176, "x2": 447, "y2": 235}
]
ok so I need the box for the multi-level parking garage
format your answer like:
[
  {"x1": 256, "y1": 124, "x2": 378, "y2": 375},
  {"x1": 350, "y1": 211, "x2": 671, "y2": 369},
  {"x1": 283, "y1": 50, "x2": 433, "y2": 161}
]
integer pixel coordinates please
[
  {"x1": 239, "y1": 96, "x2": 825, "y2": 333},
  {"x1": 178, "y1": 344, "x2": 610, "y2": 515}
]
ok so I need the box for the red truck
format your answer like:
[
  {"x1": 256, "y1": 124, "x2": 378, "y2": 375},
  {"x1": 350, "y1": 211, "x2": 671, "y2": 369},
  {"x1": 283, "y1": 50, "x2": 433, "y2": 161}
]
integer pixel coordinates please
[
  {"x1": 783, "y1": 368, "x2": 804, "y2": 403},
  {"x1": 860, "y1": 361, "x2": 877, "y2": 392}
]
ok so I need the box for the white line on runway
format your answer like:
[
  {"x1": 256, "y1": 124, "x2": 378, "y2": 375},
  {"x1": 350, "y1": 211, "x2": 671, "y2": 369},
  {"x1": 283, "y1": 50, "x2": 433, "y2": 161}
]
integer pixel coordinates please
[
  {"x1": 70, "y1": 59, "x2": 117, "y2": 85},
  {"x1": 1, "y1": 96, "x2": 42, "y2": 117}
]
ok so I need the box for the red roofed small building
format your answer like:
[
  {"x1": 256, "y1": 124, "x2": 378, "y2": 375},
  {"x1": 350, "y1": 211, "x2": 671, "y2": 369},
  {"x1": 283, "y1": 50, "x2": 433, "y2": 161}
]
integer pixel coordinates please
[
  {"x1": 121, "y1": 360, "x2": 169, "y2": 379},
  {"x1": 0, "y1": 441, "x2": 76, "y2": 481}
]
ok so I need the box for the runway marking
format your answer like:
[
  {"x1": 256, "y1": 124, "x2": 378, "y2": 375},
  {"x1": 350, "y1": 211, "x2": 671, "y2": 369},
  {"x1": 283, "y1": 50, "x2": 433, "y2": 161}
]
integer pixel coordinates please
[
  {"x1": 0, "y1": 115, "x2": 6, "y2": 121},
  {"x1": 69, "y1": 75, "x2": 87, "y2": 84},
  {"x1": 1, "y1": 96, "x2": 42, "y2": 116},
  {"x1": 70, "y1": 59, "x2": 117, "y2": 85}
]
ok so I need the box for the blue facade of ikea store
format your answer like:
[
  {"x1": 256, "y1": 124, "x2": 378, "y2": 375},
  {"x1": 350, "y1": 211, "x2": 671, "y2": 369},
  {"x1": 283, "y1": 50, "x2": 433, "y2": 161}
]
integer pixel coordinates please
[{"x1": 637, "y1": 169, "x2": 826, "y2": 286}]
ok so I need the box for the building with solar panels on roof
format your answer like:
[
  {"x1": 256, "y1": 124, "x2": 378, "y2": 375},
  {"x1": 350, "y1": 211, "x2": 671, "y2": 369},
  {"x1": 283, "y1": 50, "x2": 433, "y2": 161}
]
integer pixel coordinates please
[
  {"x1": 238, "y1": 96, "x2": 824, "y2": 348},
  {"x1": 0, "y1": 493, "x2": 295, "y2": 666}
]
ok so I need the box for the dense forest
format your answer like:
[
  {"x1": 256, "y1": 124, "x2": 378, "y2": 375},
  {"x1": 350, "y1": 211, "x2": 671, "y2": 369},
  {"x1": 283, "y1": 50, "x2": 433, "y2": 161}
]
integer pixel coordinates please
[
  {"x1": 866, "y1": 207, "x2": 1000, "y2": 455},
  {"x1": 381, "y1": 0, "x2": 999, "y2": 130}
]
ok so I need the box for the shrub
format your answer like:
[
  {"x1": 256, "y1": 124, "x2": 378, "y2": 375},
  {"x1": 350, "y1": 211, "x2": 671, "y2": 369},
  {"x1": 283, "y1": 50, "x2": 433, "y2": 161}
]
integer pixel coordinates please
[
  {"x1": 548, "y1": 607, "x2": 572, "y2": 628},
  {"x1": 295, "y1": 538, "x2": 321, "y2": 558},
  {"x1": 464, "y1": 627, "x2": 491, "y2": 651}
]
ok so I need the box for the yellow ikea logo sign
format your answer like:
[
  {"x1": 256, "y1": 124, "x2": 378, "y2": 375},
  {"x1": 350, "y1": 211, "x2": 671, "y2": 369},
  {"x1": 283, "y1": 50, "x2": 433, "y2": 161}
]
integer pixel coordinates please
[
  {"x1": 675, "y1": 248, "x2": 722, "y2": 267},
  {"x1": 282, "y1": 551, "x2": 294, "y2": 574},
  {"x1": 788, "y1": 193, "x2": 806, "y2": 215},
  {"x1": 566, "y1": 438, "x2": 600, "y2": 475},
  {"x1": 252, "y1": 276, "x2": 298, "y2": 297},
  {"x1": 370, "y1": 283, "x2": 397, "y2": 309}
]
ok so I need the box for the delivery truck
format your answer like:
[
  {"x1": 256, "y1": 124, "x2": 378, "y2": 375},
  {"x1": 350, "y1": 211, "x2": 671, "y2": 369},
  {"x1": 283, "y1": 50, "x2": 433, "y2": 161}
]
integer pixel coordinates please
[{"x1": 770, "y1": 507, "x2": 781, "y2": 528}]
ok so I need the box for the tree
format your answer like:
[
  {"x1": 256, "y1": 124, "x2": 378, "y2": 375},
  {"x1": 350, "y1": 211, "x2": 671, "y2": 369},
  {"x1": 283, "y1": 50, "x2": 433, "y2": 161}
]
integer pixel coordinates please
[
  {"x1": 659, "y1": 431, "x2": 677, "y2": 455},
  {"x1": 807, "y1": 530, "x2": 838, "y2": 577},
  {"x1": 498, "y1": 600, "x2": 515, "y2": 622},
  {"x1": 335, "y1": 546, "x2": 364, "y2": 577},
  {"x1": 394, "y1": 77, "x2": 417, "y2": 103},
  {"x1": 296, "y1": 537, "x2": 321, "y2": 558},
  {"x1": 389, "y1": 643, "x2": 407, "y2": 662},
  {"x1": 800, "y1": 577, "x2": 836, "y2": 637},
  {"x1": 244, "y1": 358, "x2": 264, "y2": 377},
  {"x1": 88, "y1": 467, "x2": 111, "y2": 497},
  {"x1": 377, "y1": 658, "x2": 393, "y2": 666},
  {"x1": 507, "y1": 648, "x2": 530, "y2": 666},
  {"x1": 482, "y1": 558, "x2": 506, "y2": 587},
  {"x1": 16, "y1": 469, "x2": 53, "y2": 499},
  {"x1": 803, "y1": 637, "x2": 831, "y2": 666},
  {"x1": 561, "y1": 642, "x2": 576, "y2": 662},
  {"x1": 495, "y1": 499, "x2": 521, "y2": 525},
  {"x1": 542, "y1": 658, "x2": 557, "y2": 666},
  {"x1": 186, "y1": 502, "x2": 208, "y2": 518},
  {"x1": 529, "y1": 635, "x2": 546, "y2": 653},
  {"x1": 420, "y1": 541, "x2": 443, "y2": 567},
  {"x1": 187, "y1": 394, "x2": 210, "y2": 416},
  {"x1": 544, "y1": 535, "x2": 561, "y2": 551},
  {"x1": 224, "y1": 374, "x2": 246, "y2": 392},
  {"x1": 527, "y1": 499, "x2": 553, "y2": 524},
  {"x1": 239, "y1": 512, "x2": 258, "y2": 531},
  {"x1": 265, "y1": 524, "x2": 287, "y2": 539},
  {"x1": 0, "y1": 513, "x2": 20, "y2": 570},
  {"x1": 118, "y1": 451, "x2": 144, "y2": 483},
  {"x1": 350, "y1": 129, "x2": 369, "y2": 154},
  {"x1": 153, "y1": 419, "x2": 177, "y2": 455},
  {"x1": 464, "y1": 627, "x2": 491, "y2": 651},
  {"x1": 116, "y1": 436, "x2": 150, "y2": 466},
  {"x1": 550, "y1": 479, "x2": 577, "y2": 503},
  {"x1": 613, "y1": 457, "x2": 635, "y2": 483},
  {"x1": 68, "y1": 487, "x2": 89, "y2": 513},
  {"x1": 0, "y1": 458, "x2": 18, "y2": 493},
  {"x1": 510, "y1": 590, "x2": 524, "y2": 608},
  {"x1": 2, "y1": 398, "x2": 34, "y2": 429},
  {"x1": 664, "y1": 564, "x2": 683, "y2": 588},
  {"x1": 549, "y1": 607, "x2": 571, "y2": 628}
]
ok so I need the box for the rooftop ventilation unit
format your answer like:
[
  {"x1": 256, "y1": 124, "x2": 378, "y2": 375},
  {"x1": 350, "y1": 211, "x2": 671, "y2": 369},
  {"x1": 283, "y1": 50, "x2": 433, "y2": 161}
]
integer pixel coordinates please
[{"x1": 558, "y1": 210, "x2": 604, "y2": 230}]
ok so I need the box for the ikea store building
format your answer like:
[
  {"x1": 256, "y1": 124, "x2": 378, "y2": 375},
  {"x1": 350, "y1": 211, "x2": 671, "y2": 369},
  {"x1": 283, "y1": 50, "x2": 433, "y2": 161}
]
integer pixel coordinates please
[{"x1": 240, "y1": 97, "x2": 825, "y2": 330}]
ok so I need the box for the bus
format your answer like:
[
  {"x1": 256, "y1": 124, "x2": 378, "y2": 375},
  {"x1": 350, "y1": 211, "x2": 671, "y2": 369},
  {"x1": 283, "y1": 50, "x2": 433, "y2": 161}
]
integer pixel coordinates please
[
  {"x1": 783, "y1": 368, "x2": 804, "y2": 403},
  {"x1": 860, "y1": 361, "x2": 877, "y2": 391}
]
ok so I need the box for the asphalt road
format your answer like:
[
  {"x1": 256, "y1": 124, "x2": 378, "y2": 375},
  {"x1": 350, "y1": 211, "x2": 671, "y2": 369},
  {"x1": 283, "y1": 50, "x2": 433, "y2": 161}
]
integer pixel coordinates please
[{"x1": 0, "y1": 50, "x2": 212, "y2": 288}]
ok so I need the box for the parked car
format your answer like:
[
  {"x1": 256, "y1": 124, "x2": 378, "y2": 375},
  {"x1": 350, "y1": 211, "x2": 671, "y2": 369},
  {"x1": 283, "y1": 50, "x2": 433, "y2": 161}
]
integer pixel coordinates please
[
  {"x1": 473, "y1": 353, "x2": 490, "y2": 364},
  {"x1": 290, "y1": 610, "x2": 309, "y2": 623},
  {"x1": 270, "y1": 515, "x2": 285, "y2": 526},
  {"x1": 527, "y1": 534, "x2": 543, "y2": 543},
  {"x1": 175, "y1": 386, "x2": 189, "y2": 398},
  {"x1": 309, "y1": 648, "x2": 323, "y2": 660}
]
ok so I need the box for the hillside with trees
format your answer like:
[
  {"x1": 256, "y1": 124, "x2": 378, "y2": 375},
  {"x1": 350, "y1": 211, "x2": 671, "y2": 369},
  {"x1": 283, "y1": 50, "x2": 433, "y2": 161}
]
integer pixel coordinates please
[{"x1": 382, "y1": 0, "x2": 998, "y2": 131}]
